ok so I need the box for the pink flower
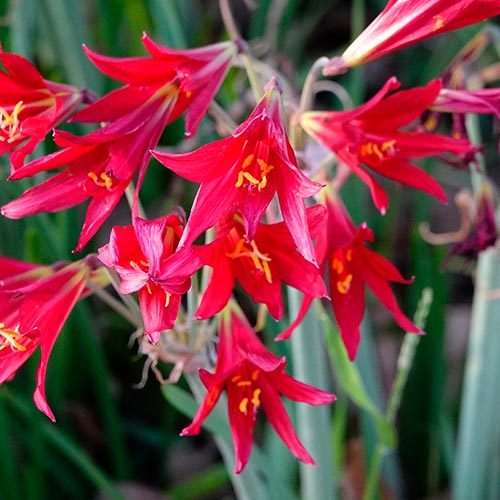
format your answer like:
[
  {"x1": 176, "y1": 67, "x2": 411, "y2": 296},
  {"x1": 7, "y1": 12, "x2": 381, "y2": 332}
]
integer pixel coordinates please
[
  {"x1": 181, "y1": 305, "x2": 336, "y2": 473},
  {"x1": 152, "y1": 78, "x2": 323, "y2": 265},
  {"x1": 324, "y1": 0, "x2": 500, "y2": 75},
  {"x1": 0, "y1": 49, "x2": 83, "y2": 170},
  {"x1": 0, "y1": 256, "x2": 106, "y2": 420},
  {"x1": 301, "y1": 78, "x2": 475, "y2": 213},
  {"x1": 97, "y1": 210, "x2": 203, "y2": 343},
  {"x1": 278, "y1": 189, "x2": 420, "y2": 360},
  {"x1": 194, "y1": 206, "x2": 328, "y2": 320}
]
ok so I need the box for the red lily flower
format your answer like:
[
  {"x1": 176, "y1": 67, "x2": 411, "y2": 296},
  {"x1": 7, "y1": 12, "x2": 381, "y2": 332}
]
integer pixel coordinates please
[
  {"x1": 301, "y1": 77, "x2": 475, "y2": 213},
  {"x1": 72, "y1": 33, "x2": 237, "y2": 138},
  {"x1": 278, "y1": 189, "x2": 420, "y2": 360},
  {"x1": 0, "y1": 49, "x2": 83, "y2": 170},
  {"x1": 194, "y1": 206, "x2": 328, "y2": 320},
  {"x1": 430, "y1": 87, "x2": 500, "y2": 148},
  {"x1": 97, "y1": 210, "x2": 203, "y2": 344},
  {"x1": 152, "y1": 78, "x2": 323, "y2": 265},
  {"x1": 0, "y1": 256, "x2": 106, "y2": 421},
  {"x1": 2, "y1": 36, "x2": 236, "y2": 251},
  {"x1": 323, "y1": 0, "x2": 500, "y2": 76},
  {"x1": 181, "y1": 304, "x2": 336, "y2": 473}
]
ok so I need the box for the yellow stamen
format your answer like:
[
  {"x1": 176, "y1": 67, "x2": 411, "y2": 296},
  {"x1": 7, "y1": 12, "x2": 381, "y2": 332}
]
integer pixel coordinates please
[
  {"x1": 241, "y1": 154, "x2": 254, "y2": 169},
  {"x1": 239, "y1": 397, "x2": 249, "y2": 414},
  {"x1": 360, "y1": 140, "x2": 396, "y2": 162},
  {"x1": 0, "y1": 100, "x2": 24, "y2": 143},
  {"x1": 0, "y1": 323, "x2": 26, "y2": 352},
  {"x1": 226, "y1": 238, "x2": 273, "y2": 284},
  {"x1": 234, "y1": 155, "x2": 274, "y2": 191},
  {"x1": 332, "y1": 257, "x2": 344, "y2": 275},
  {"x1": 251, "y1": 369, "x2": 260, "y2": 381},
  {"x1": 251, "y1": 388, "x2": 261, "y2": 408},
  {"x1": 237, "y1": 380, "x2": 252, "y2": 387},
  {"x1": 165, "y1": 292, "x2": 171, "y2": 307},
  {"x1": 88, "y1": 171, "x2": 114, "y2": 190},
  {"x1": 337, "y1": 274, "x2": 353, "y2": 294},
  {"x1": 433, "y1": 15, "x2": 444, "y2": 31}
]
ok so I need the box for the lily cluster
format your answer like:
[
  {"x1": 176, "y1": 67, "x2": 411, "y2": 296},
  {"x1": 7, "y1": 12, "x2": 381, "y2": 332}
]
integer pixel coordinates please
[{"x1": 0, "y1": 0, "x2": 499, "y2": 474}]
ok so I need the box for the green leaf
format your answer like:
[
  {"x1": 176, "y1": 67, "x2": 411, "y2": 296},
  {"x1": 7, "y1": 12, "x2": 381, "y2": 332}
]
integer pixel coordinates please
[{"x1": 318, "y1": 303, "x2": 396, "y2": 449}]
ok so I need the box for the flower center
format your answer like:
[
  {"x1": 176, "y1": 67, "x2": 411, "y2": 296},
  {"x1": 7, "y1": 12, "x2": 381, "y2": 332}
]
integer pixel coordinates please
[
  {"x1": 331, "y1": 248, "x2": 353, "y2": 295},
  {"x1": 225, "y1": 237, "x2": 272, "y2": 284},
  {"x1": 358, "y1": 139, "x2": 396, "y2": 164},
  {"x1": 235, "y1": 154, "x2": 274, "y2": 191},
  {"x1": 0, "y1": 323, "x2": 27, "y2": 352},
  {"x1": 231, "y1": 369, "x2": 261, "y2": 416},
  {"x1": 0, "y1": 101, "x2": 24, "y2": 144},
  {"x1": 88, "y1": 170, "x2": 115, "y2": 190}
]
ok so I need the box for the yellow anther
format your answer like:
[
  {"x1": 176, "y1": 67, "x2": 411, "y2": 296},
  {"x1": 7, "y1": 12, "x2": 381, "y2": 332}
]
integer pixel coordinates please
[
  {"x1": 165, "y1": 292, "x2": 171, "y2": 307},
  {"x1": 332, "y1": 257, "x2": 344, "y2": 275},
  {"x1": 242, "y1": 154, "x2": 254, "y2": 169},
  {"x1": 242, "y1": 171, "x2": 260, "y2": 185},
  {"x1": 226, "y1": 238, "x2": 273, "y2": 283},
  {"x1": 88, "y1": 171, "x2": 114, "y2": 190},
  {"x1": 129, "y1": 260, "x2": 143, "y2": 271},
  {"x1": 0, "y1": 100, "x2": 24, "y2": 143},
  {"x1": 424, "y1": 116, "x2": 437, "y2": 131},
  {"x1": 0, "y1": 323, "x2": 26, "y2": 352},
  {"x1": 251, "y1": 388, "x2": 261, "y2": 408},
  {"x1": 145, "y1": 282, "x2": 153, "y2": 295},
  {"x1": 235, "y1": 156, "x2": 273, "y2": 190},
  {"x1": 251, "y1": 369, "x2": 260, "y2": 381},
  {"x1": 433, "y1": 15, "x2": 444, "y2": 31},
  {"x1": 336, "y1": 274, "x2": 353, "y2": 295},
  {"x1": 360, "y1": 140, "x2": 396, "y2": 162},
  {"x1": 236, "y1": 380, "x2": 252, "y2": 387},
  {"x1": 239, "y1": 397, "x2": 249, "y2": 414},
  {"x1": 345, "y1": 248, "x2": 352, "y2": 261}
]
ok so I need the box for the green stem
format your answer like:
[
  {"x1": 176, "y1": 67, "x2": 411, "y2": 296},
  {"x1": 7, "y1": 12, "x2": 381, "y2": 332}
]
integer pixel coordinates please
[
  {"x1": 184, "y1": 373, "x2": 268, "y2": 500},
  {"x1": 363, "y1": 288, "x2": 433, "y2": 500},
  {"x1": 288, "y1": 289, "x2": 337, "y2": 500}
]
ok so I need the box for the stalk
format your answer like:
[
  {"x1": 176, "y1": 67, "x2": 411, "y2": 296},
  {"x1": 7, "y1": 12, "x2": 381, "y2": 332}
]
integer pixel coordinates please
[{"x1": 288, "y1": 289, "x2": 337, "y2": 500}]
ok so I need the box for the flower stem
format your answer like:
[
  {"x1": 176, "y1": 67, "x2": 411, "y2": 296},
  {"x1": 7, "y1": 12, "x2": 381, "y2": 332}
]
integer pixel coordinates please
[
  {"x1": 363, "y1": 287, "x2": 433, "y2": 500},
  {"x1": 287, "y1": 289, "x2": 337, "y2": 500},
  {"x1": 219, "y1": 0, "x2": 263, "y2": 100}
]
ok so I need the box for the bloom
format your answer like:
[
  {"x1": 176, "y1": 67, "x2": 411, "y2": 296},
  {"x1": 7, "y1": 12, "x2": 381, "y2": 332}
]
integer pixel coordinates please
[
  {"x1": 2, "y1": 35, "x2": 236, "y2": 251},
  {"x1": 73, "y1": 34, "x2": 237, "y2": 138},
  {"x1": 194, "y1": 206, "x2": 328, "y2": 320},
  {"x1": 278, "y1": 189, "x2": 420, "y2": 360},
  {"x1": 0, "y1": 256, "x2": 106, "y2": 421},
  {"x1": 323, "y1": 0, "x2": 500, "y2": 75},
  {"x1": 181, "y1": 305, "x2": 336, "y2": 473},
  {"x1": 0, "y1": 49, "x2": 83, "y2": 170},
  {"x1": 97, "y1": 210, "x2": 203, "y2": 343},
  {"x1": 301, "y1": 77, "x2": 475, "y2": 213},
  {"x1": 152, "y1": 78, "x2": 323, "y2": 264}
]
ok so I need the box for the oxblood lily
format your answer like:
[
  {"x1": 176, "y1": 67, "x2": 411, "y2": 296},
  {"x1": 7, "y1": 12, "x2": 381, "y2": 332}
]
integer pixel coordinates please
[
  {"x1": 2, "y1": 36, "x2": 236, "y2": 251},
  {"x1": 72, "y1": 33, "x2": 237, "y2": 138},
  {"x1": 97, "y1": 210, "x2": 203, "y2": 344},
  {"x1": 278, "y1": 189, "x2": 420, "y2": 360},
  {"x1": 194, "y1": 205, "x2": 328, "y2": 320},
  {"x1": 0, "y1": 49, "x2": 83, "y2": 170},
  {"x1": 181, "y1": 304, "x2": 336, "y2": 473},
  {"x1": 430, "y1": 88, "x2": 500, "y2": 147},
  {"x1": 0, "y1": 255, "x2": 106, "y2": 421},
  {"x1": 152, "y1": 78, "x2": 323, "y2": 265},
  {"x1": 301, "y1": 77, "x2": 475, "y2": 213},
  {"x1": 323, "y1": 0, "x2": 500, "y2": 76}
]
